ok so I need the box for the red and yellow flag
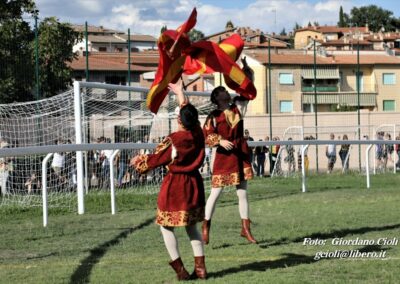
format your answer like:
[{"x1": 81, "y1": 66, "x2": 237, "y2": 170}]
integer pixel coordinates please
[
  {"x1": 146, "y1": 9, "x2": 197, "y2": 113},
  {"x1": 183, "y1": 34, "x2": 256, "y2": 100}
]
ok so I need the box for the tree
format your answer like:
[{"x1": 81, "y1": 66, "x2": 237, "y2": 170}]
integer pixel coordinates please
[
  {"x1": 188, "y1": 28, "x2": 204, "y2": 42},
  {"x1": 0, "y1": 1, "x2": 81, "y2": 103},
  {"x1": 293, "y1": 22, "x2": 302, "y2": 31},
  {"x1": 349, "y1": 5, "x2": 400, "y2": 32},
  {"x1": 313, "y1": 21, "x2": 319, "y2": 27},
  {"x1": 338, "y1": 6, "x2": 349, "y2": 27},
  {"x1": 0, "y1": 0, "x2": 36, "y2": 103},
  {"x1": 225, "y1": 20, "x2": 234, "y2": 30},
  {"x1": 160, "y1": 25, "x2": 167, "y2": 34},
  {"x1": 308, "y1": 21, "x2": 312, "y2": 27},
  {"x1": 279, "y1": 28, "x2": 287, "y2": 36},
  {"x1": 37, "y1": 17, "x2": 81, "y2": 98}
]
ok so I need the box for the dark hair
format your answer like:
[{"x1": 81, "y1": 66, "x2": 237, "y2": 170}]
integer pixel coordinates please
[
  {"x1": 180, "y1": 104, "x2": 198, "y2": 130},
  {"x1": 210, "y1": 86, "x2": 226, "y2": 105}
]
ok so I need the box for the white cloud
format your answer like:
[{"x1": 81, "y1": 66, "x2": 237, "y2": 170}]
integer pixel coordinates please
[{"x1": 35, "y1": 0, "x2": 357, "y2": 36}]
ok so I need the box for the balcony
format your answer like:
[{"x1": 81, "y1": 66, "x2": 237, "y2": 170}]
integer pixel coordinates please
[
  {"x1": 302, "y1": 86, "x2": 338, "y2": 92},
  {"x1": 302, "y1": 91, "x2": 377, "y2": 106}
]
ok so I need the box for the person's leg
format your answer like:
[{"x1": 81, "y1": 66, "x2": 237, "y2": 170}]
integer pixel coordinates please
[
  {"x1": 236, "y1": 181, "x2": 257, "y2": 243},
  {"x1": 202, "y1": 187, "x2": 223, "y2": 244},
  {"x1": 186, "y1": 224, "x2": 207, "y2": 279},
  {"x1": 160, "y1": 226, "x2": 180, "y2": 260},
  {"x1": 204, "y1": 187, "x2": 223, "y2": 220},
  {"x1": 160, "y1": 226, "x2": 190, "y2": 280}
]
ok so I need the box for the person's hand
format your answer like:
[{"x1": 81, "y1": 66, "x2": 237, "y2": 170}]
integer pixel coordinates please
[
  {"x1": 241, "y1": 56, "x2": 254, "y2": 82},
  {"x1": 220, "y1": 139, "x2": 234, "y2": 151},
  {"x1": 168, "y1": 80, "x2": 183, "y2": 95},
  {"x1": 129, "y1": 156, "x2": 140, "y2": 167},
  {"x1": 241, "y1": 56, "x2": 249, "y2": 68}
]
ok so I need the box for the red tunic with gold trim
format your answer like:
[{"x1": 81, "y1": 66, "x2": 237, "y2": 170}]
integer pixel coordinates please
[
  {"x1": 133, "y1": 125, "x2": 205, "y2": 227},
  {"x1": 203, "y1": 103, "x2": 253, "y2": 188}
]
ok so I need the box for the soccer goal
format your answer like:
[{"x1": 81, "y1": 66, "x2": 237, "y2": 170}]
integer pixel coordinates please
[
  {"x1": 372, "y1": 124, "x2": 396, "y2": 174},
  {"x1": 0, "y1": 82, "x2": 214, "y2": 212},
  {"x1": 271, "y1": 126, "x2": 303, "y2": 177}
]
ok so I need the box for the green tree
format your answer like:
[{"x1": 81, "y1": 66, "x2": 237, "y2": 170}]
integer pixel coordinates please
[
  {"x1": 349, "y1": 5, "x2": 400, "y2": 32},
  {"x1": 188, "y1": 28, "x2": 204, "y2": 42},
  {"x1": 293, "y1": 22, "x2": 302, "y2": 31},
  {"x1": 338, "y1": 6, "x2": 349, "y2": 27},
  {"x1": 307, "y1": 21, "x2": 312, "y2": 27},
  {"x1": 225, "y1": 20, "x2": 234, "y2": 30},
  {"x1": 279, "y1": 28, "x2": 287, "y2": 36},
  {"x1": 160, "y1": 25, "x2": 167, "y2": 34},
  {"x1": 0, "y1": 0, "x2": 36, "y2": 103},
  {"x1": 37, "y1": 17, "x2": 81, "y2": 98},
  {"x1": 0, "y1": 1, "x2": 81, "y2": 103}
]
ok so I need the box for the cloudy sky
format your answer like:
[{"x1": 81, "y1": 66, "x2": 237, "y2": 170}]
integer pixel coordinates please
[{"x1": 35, "y1": 0, "x2": 400, "y2": 36}]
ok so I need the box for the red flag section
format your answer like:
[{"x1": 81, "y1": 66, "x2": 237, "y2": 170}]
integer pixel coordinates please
[
  {"x1": 183, "y1": 35, "x2": 256, "y2": 100},
  {"x1": 146, "y1": 9, "x2": 197, "y2": 113},
  {"x1": 146, "y1": 8, "x2": 256, "y2": 113}
]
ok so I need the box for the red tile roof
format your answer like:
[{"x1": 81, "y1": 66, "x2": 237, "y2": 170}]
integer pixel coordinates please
[
  {"x1": 295, "y1": 26, "x2": 368, "y2": 34},
  {"x1": 70, "y1": 53, "x2": 159, "y2": 71}
]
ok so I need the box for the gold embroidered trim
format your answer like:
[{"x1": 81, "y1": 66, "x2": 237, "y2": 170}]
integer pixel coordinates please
[
  {"x1": 155, "y1": 137, "x2": 172, "y2": 154},
  {"x1": 243, "y1": 166, "x2": 254, "y2": 180},
  {"x1": 206, "y1": 133, "x2": 221, "y2": 147},
  {"x1": 223, "y1": 108, "x2": 241, "y2": 128},
  {"x1": 211, "y1": 172, "x2": 241, "y2": 187},
  {"x1": 156, "y1": 207, "x2": 205, "y2": 227},
  {"x1": 133, "y1": 154, "x2": 149, "y2": 174}
]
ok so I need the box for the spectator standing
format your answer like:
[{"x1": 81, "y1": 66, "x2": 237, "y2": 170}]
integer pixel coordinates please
[
  {"x1": 339, "y1": 134, "x2": 350, "y2": 171},
  {"x1": 326, "y1": 133, "x2": 337, "y2": 173}
]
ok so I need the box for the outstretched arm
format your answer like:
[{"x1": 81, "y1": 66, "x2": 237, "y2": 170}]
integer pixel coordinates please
[
  {"x1": 168, "y1": 80, "x2": 189, "y2": 107},
  {"x1": 241, "y1": 56, "x2": 254, "y2": 83}
]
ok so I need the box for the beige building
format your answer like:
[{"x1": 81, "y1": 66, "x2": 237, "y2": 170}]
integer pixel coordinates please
[
  {"x1": 216, "y1": 50, "x2": 400, "y2": 115},
  {"x1": 294, "y1": 26, "x2": 369, "y2": 49}
]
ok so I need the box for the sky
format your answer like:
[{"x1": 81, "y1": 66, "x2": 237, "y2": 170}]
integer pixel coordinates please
[{"x1": 35, "y1": 0, "x2": 400, "y2": 37}]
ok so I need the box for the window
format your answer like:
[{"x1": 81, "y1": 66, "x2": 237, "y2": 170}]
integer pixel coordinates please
[
  {"x1": 279, "y1": 73, "x2": 294, "y2": 85},
  {"x1": 280, "y1": 101, "x2": 293, "y2": 113},
  {"x1": 115, "y1": 47, "x2": 123, "y2": 52},
  {"x1": 383, "y1": 100, "x2": 395, "y2": 111},
  {"x1": 383, "y1": 73, "x2": 396, "y2": 85},
  {"x1": 99, "y1": 47, "x2": 107, "y2": 52}
]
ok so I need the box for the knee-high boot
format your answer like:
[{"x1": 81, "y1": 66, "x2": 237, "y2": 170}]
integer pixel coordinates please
[
  {"x1": 191, "y1": 256, "x2": 207, "y2": 280},
  {"x1": 240, "y1": 219, "x2": 257, "y2": 244},
  {"x1": 169, "y1": 257, "x2": 190, "y2": 281},
  {"x1": 202, "y1": 219, "x2": 211, "y2": 245}
]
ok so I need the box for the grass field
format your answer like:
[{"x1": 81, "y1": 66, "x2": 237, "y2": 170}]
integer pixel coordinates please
[{"x1": 1, "y1": 173, "x2": 400, "y2": 284}]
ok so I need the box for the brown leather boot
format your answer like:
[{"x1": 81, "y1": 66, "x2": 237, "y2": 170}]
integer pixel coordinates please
[
  {"x1": 169, "y1": 257, "x2": 190, "y2": 281},
  {"x1": 202, "y1": 219, "x2": 211, "y2": 245},
  {"x1": 240, "y1": 219, "x2": 257, "y2": 244},
  {"x1": 191, "y1": 256, "x2": 207, "y2": 280}
]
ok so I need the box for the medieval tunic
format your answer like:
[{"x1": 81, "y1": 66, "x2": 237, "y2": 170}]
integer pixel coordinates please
[
  {"x1": 133, "y1": 125, "x2": 205, "y2": 227},
  {"x1": 203, "y1": 101, "x2": 253, "y2": 188}
]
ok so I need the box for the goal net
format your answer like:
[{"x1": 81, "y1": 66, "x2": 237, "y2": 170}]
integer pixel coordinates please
[{"x1": 0, "y1": 83, "x2": 214, "y2": 209}]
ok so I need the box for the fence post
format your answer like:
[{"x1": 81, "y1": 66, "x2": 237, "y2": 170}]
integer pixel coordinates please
[
  {"x1": 74, "y1": 81, "x2": 85, "y2": 214},
  {"x1": 110, "y1": 150, "x2": 120, "y2": 215},
  {"x1": 42, "y1": 153, "x2": 53, "y2": 227}
]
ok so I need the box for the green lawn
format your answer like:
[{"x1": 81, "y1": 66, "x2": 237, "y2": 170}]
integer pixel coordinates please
[{"x1": 1, "y1": 173, "x2": 399, "y2": 284}]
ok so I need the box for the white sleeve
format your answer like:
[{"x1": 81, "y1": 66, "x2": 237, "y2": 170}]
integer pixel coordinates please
[
  {"x1": 235, "y1": 99, "x2": 249, "y2": 117},
  {"x1": 171, "y1": 145, "x2": 177, "y2": 160}
]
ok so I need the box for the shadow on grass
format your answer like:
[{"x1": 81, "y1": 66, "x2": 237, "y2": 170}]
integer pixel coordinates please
[
  {"x1": 258, "y1": 223, "x2": 400, "y2": 248},
  {"x1": 69, "y1": 217, "x2": 153, "y2": 284},
  {"x1": 208, "y1": 245, "x2": 389, "y2": 278}
]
